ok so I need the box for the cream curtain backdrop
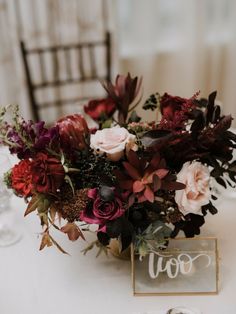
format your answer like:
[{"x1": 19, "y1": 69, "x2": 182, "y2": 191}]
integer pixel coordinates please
[
  {"x1": 117, "y1": 0, "x2": 236, "y2": 126},
  {"x1": 1, "y1": 0, "x2": 236, "y2": 124},
  {"x1": 0, "y1": 0, "x2": 115, "y2": 122}
]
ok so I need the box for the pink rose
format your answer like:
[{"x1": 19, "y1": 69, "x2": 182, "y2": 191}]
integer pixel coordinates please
[
  {"x1": 175, "y1": 161, "x2": 210, "y2": 215},
  {"x1": 80, "y1": 188, "x2": 125, "y2": 232},
  {"x1": 90, "y1": 126, "x2": 136, "y2": 161}
]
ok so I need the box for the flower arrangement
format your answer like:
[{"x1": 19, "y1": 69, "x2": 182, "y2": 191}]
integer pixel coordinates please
[{"x1": 0, "y1": 73, "x2": 236, "y2": 257}]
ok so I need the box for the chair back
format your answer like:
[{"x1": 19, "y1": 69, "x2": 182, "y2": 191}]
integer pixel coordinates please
[{"x1": 20, "y1": 32, "x2": 111, "y2": 121}]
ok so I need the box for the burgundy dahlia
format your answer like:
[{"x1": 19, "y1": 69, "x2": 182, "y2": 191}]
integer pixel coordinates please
[{"x1": 31, "y1": 152, "x2": 65, "y2": 194}]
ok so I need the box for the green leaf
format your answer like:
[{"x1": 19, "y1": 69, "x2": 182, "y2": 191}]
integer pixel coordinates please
[
  {"x1": 102, "y1": 119, "x2": 112, "y2": 129},
  {"x1": 128, "y1": 110, "x2": 141, "y2": 123},
  {"x1": 143, "y1": 93, "x2": 160, "y2": 111},
  {"x1": 135, "y1": 221, "x2": 172, "y2": 256}
]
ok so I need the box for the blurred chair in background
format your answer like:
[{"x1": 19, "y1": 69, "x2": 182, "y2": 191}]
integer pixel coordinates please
[{"x1": 20, "y1": 32, "x2": 111, "y2": 122}]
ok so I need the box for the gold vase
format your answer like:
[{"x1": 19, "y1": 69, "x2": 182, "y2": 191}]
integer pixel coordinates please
[{"x1": 109, "y1": 239, "x2": 131, "y2": 260}]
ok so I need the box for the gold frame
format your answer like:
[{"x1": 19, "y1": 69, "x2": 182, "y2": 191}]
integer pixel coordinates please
[{"x1": 131, "y1": 237, "x2": 219, "y2": 296}]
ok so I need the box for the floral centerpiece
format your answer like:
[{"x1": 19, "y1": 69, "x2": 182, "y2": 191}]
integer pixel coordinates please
[{"x1": 0, "y1": 73, "x2": 236, "y2": 257}]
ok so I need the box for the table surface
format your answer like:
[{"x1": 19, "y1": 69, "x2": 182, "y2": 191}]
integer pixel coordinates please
[{"x1": 1, "y1": 152, "x2": 236, "y2": 314}]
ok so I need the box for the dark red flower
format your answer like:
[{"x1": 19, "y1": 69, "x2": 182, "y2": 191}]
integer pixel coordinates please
[
  {"x1": 114, "y1": 151, "x2": 185, "y2": 205},
  {"x1": 160, "y1": 93, "x2": 187, "y2": 119},
  {"x1": 80, "y1": 188, "x2": 125, "y2": 232},
  {"x1": 84, "y1": 98, "x2": 116, "y2": 121},
  {"x1": 159, "y1": 93, "x2": 197, "y2": 130},
  {"x1": 11, "y1": 159, "x2": 33, "y2": 197},
  {"x1": 31, "y1": 152, "x2": 65, "y2": 194},
  {"x1": 102, "y1": 73, "x2": 142, "y2": 123},
  {"x1": 56, "y1": 114, "x2": 89, "y2": 151}
]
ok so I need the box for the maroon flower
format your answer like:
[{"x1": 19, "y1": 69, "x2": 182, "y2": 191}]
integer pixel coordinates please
[
  {"x1": 11, "y1": 159, "x2": 33, "y2": 197},
  {"x1": 31, "y1": 152, "x2": 65, "y2": 194},
  {"x1": 84, "y1": 98, "x2": 116, "y2": 121},
  {"x1": 80, "y1": 188, "x2": 125, "y2": 232},
  {"x1": 56, "y1": 114, "x2": 89, "y2": 151},
  {"x1": 102, "y1": 73, "x2": 142, "y2": 123},
  {"x1": 159, "y1": 93, "x2": 197, "y2": 130},
  {"x1": 114, "y1": 151, "x2": 185, "y2": 205}
]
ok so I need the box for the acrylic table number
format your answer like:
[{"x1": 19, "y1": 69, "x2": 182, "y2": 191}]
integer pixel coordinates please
[{"x1": 131, "y1": 237, "x2": 219, "y2": 295}]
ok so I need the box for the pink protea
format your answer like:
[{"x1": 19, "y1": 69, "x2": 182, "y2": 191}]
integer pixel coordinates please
[{"x1": 56, "y1": 114, "x2": 89, "y2": 152}]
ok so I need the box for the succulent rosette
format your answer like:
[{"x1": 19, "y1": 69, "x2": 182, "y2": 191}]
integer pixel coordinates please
[{"x1": 0, "y1": 74, "x2": 235, "y2": 257}]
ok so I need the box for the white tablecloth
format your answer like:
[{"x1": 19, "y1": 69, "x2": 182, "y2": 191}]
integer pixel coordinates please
[
  {"x1": 1, "y1": 193, "x2": 236, "y2": 314},
  {"x1": 0, "y1": 143, "x2": 236, "y2": 314}
]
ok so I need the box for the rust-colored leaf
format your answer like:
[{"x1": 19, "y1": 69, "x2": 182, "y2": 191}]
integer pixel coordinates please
[
  {"x1": 133, "y1": 180, "x2": 145, "y2": 193},
  {"x1": 49, "y1": 205, "x2": 57, "y2": 223},
  {"x1": 24, "y1": 195, "x2": 40, "y2": 217},
  {"x1": 61, "y1": 223, "x2": 85, "y2": 241},
  {"x1": 39, "y1": 232, "x2": 52, "y2": 251},
  {"x1": 49, "y1": 235, "x2": 69, "y2": 255},
  {"x1": 144, "y1": 186, "x2": 154, "y2": 203}
]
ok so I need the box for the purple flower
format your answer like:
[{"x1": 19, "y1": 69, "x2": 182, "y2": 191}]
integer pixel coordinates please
[
  {"x1": 80, "y1": 188, "x2": 126, "y2": 232},
  {"x1": 7, "y1": 120, "x2": 60, "y2": 159},
  {"x1": 7, "y1": 127, "x2": 29, "y2": 158}
]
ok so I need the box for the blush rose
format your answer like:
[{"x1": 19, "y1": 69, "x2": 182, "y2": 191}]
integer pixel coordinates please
[
  {"x1": 175, "y1": 161, "x2": 210, "y2": 215},
  {"x1": 90, "y1": 126, "x2": 137, "y2": 161}
]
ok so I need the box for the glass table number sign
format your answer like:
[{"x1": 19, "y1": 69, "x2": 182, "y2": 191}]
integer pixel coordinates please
[{"x1": 131, "y1": 237, "x2": 219, "y2": 295}]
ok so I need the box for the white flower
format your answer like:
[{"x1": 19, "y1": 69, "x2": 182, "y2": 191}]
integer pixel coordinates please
[
  {"x1": 90, "y1": 126, "x2": 137, "y2": 161},
  {"x1": 175, "y1": 161, "x2": 210, "y2": 216}
]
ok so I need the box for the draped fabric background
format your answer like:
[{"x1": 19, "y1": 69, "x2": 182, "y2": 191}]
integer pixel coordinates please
[
  {"x1": 0, "y1": 0, "x2": 115, "y2": 121},
  {"x1": 0, "y1": 0, "x2": 236, "y2": 125},
  {"x1": 117, "y1": 0, "x2": 236, "y2": 125}
]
